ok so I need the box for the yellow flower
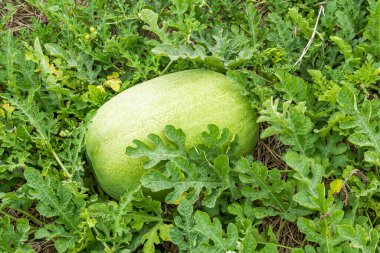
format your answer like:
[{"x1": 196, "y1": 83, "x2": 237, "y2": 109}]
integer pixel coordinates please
[
  {"x1": 329, "y1": 179, "x2": 343, "y2": 195},
  {"x1": 2, "y1": 102, "x2": 15, "y2": 117},
  {"x1": 104, "y1": 72, "x2": 122, "y2": 92}
]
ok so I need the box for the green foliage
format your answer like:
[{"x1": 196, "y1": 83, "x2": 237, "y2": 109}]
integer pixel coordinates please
[
  {"x1": 24, "y1": 168, "x2": 85, "y2": 252},
  {"x1": 0, "y1": 216, "x2": 34, "y2": 253},
  {"x1": 337, "y1": 87, "x2": 380, "y2": 167},
  {"x1": 235, "y1": 157, "x2": 305, "y2": 221},
  {"x1": 193, "y1": 211, "x2": 238, "y2": 252},
  {"x1": 126, "y1": 125, "x2": 187, "y2": 169},
  {"x1": 1, "y1": 0, "x2": 380, "y2": 252},
  {"x1": 258, "y1": 99, "x2": 318, "y2": 155},
  {"x1": 169, "y1": 199, "x2": 199, "y2": 252},
  {"x1": 142, "y1": 156, "x2": 230, "y2": 207},
  {"x1": 85, "y1": 187, "x2": 167, "y2": 252}
]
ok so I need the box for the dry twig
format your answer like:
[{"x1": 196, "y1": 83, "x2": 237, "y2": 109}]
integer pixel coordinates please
[{"x1": 293, "y1": 4, "x2": 325, "y2": 67}]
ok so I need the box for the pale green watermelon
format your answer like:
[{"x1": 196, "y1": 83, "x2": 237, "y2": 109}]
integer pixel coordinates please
[{"x1": 86, "y1": 70, "x2": 259, "y2": 199}]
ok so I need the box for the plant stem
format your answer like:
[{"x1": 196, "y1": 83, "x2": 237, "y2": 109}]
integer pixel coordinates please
[
  {"x1": 0, "y1": 244, "x2": 13, "y2": 252},
  {"x1": 160, "y1": 60, "x2": 174, "y2": 76},
  {"x1": 15, "y1": 208, "x2": 46, "y2": 227},
  {"x1": 276, "y1": 220, "x2": 286, "y2": 238},
  {"x1": 92, "y1": 226, "x2": 113, "y2": 252},
  {"x1": 0, "y1": 209, "x2": 18, "y2": 221},
  {"x1": 0, "y1": 209, "x2": 40, "y2": 230},
  {"x1": 51, "y1": 148, "x2": 72, "y2": 179},
  {"x1": 260, "y1": 242, "x2": 294, "y2": 250}
]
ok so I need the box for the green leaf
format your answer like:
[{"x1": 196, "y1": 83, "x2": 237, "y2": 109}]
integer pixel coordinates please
[
  {"x1": 140, "y1": 9, "x2": 168, "y2": 43},
  {"x1": 44, "y1": 43, "x2": 68, "y2": 59},
  {"x1": 315, "y1": 112, "x2": 346, "y2": 138},
  {"x1": 235, "y1": 157, "x2": 303, "y2": 221},
  {"x1": 35, "y1": 225, "x2": 76, "y2": 253},
  {"x1": 293, "y1": 183, "x2": 333, "y2": 214},
  {"x1": 152, "y1": 44, "x2": 225, "y2": 69},
  {"x1": 32, "y1": 37, "x2": 61, "y2": 86},
  {"x1": 245, "y1": 3, "x2": 265, "y2": 46},
  {"x1": 141, "y1": 222, "x2": 173, "y2": 253},
  {"x1": 337, "y1": 224, "x2": 379, "y2": 252},
  {"x1": 297, "y1": 210, "x2": 346, "y2": 253},
  {"x1": 330, "y1": 36, "x2": 353, "y2": 60},
  {"x1": 200, "y1": 124, "x2": 231, "y2": 150},
  {"x1": 1, "y1": 93, "x2": 53, "y2": 141},
  {"x1": 86, "y1": 187, "x2": 163, "y2": 252},
  {"x1": 170, "y1": 199, "x2": 200, "y2": 253},
  {"x1": 284, "y1": 152, "x2": 324, "y2": 192},
  {"x1": 337, "y1": 87, "x2": 380, "y2": 166},
  {"x1": 315, "y1": 133, "x2": 351, "y2": 171},
  {"x1": 347, "y1": 59, "x2": 380, "y2": 88},
  {"x1": 0, "y1": 216, "x2": 34, "y2": 253},
  {"x1": 60, "y1": 124, "x2": 86, "y2": 180},
  {"x1": 363, "y1": 0, "x2": 380, "y2": 57},
  {"x1": 258, "y1": 98, "x2": 318, "y2": 155},
  {"x1": 126, "y1": 125, "x2": 187, "y2": 169},
  {"x1": 274, "y1": 71, "x2": 308, "y2": 102},
  {"x1": 194, "y1": 211, "x2": 238, "y2": 252},
  {"x1": 288, "y1": 7, "x2": 313, "y2": 38},
  {"x1": 1, "y1": 30, "x2": 18, "y2": 92},
  {"x1": 24, "y1": 168, "x2": 83, "y2": 229},
  {"x1": 0, "y1": 93, "x2": 71, "y2": 177},
  {"x1": 141, "y1": 156, "x2": 230, "y2": 207},
  {"x1": 365, "y1": 151, "x2": 380, "y2": 167},
  {"x1": 266, "y1": 12, "x2": 302, "y2": 62},
  {"x1": 86, "y1": 195, "x2": 133, "y2": 249}
]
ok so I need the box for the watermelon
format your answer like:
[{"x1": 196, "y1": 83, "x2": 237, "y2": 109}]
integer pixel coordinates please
[{"x1": 85, "y1": 70, "x2": 259, "y2": 199}]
